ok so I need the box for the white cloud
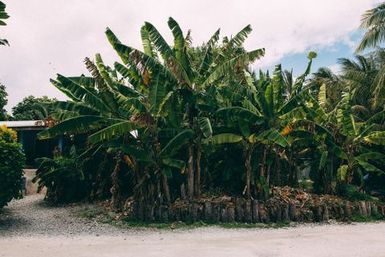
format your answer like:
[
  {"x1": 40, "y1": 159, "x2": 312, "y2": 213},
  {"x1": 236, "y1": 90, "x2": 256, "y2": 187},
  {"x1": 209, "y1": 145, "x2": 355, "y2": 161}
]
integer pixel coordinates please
[
  {"x1": 328, "y1": 64, "x2": 342, "y2": 75},
  {"x1": 0, "y1": 0, "x2": 382, "y2": 110}
]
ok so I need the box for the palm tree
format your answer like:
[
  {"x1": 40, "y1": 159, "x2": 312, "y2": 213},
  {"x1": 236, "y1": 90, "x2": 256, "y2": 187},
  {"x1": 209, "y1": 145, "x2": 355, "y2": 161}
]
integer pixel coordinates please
[
  {"x1": 309, "y1": 67, "x2": 342, "y2": 112},
  {"x1": 357, "y1": 2, "x2": 385, "y2": 52},
  {"x1": 302, "y1": 70, "x2": 385, "y2": 193}
]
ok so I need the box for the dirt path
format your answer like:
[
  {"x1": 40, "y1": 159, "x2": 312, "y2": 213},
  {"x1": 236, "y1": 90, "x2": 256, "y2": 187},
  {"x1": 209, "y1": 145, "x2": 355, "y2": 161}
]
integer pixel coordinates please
[
  {"x1": 1, "y1": 195, "x2": 385, "y2": 257},
  {"x1": 0, "y1": 194, "x2": 127, "y2": 237}
]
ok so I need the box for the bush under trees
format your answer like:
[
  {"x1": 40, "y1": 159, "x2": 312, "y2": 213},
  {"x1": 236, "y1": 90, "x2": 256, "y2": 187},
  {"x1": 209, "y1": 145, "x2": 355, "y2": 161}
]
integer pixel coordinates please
[
  {"x1": 33, "y1": 143, "x2": 116, "y2": 204},
  {"x1": 0, "y1": 126, "x2": 25, "y2": 209}
]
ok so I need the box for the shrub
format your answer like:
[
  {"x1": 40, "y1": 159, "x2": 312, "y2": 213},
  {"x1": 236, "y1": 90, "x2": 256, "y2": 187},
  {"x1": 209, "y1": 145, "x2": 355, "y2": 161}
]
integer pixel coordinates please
[
  {"x1": 337, "y1": 184, "x2": 375, "y2": 201},
  {"x1": 0, "y1": 126, "x2": 25, "y2": 209},
  {"x1": 0, "y1": 125, "x2": 17, "y2": 143},
  {"x1": 33, "y1": 146, "x2": 87, "y2": 203}
]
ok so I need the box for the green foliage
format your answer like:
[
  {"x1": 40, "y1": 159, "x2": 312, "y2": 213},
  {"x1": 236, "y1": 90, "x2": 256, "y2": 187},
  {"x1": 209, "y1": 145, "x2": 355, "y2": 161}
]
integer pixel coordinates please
[
  {"x1": 357, "y1": 2, "x2": 385, "y2": 52},
  {"x1": 0, "y1": 83, "x2": 8, "y2": 120},
  {"x1": 0, "y1": 125, "x2": 16, "y2": 142},
  {"x1": 0, "y1": 127, "x2": 25, "y2": 208},
  {"x1": 337, "y1": 184, "x2": 376, "y2": 201},
  {"x1": 36, "y1": 13, "x2": 385, "y2": 220},
  {"x1": 33, "y1": 147, "x2": 87, "y2": 203},
  {"x1": 12, "y1": 95, "x2": 57, "y2": 120}
]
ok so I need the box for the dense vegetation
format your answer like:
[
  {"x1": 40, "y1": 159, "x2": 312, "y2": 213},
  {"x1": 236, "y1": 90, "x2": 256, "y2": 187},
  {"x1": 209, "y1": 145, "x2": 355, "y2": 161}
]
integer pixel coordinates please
[
  {"x1": 30, "y1": 3, "x2": 385, "y2": 221},
  {"x1": 0, "y1": 1, "x2": 8, "y2": 121},
  {"x1": 0, "y1": 125, "x2": 25, "y2": 208},
  {"x1": 11, "y1": 95, "x2": 57, "y2": 121},
  {"x1": 0, "y1": 1, "x2": 9, "y2": 46},
  {"x1": 0, "y1": 83, "x2": 8, "y2": 120},
  {"x1": 33, "y1": 146, "x2": 89, "y2": 203}
]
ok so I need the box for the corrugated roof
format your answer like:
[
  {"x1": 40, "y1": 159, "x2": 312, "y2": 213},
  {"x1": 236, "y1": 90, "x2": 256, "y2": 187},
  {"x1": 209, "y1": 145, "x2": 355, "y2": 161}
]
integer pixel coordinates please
[{"x1": 0, "y1": 120, "x2": 47, "y2": 128}]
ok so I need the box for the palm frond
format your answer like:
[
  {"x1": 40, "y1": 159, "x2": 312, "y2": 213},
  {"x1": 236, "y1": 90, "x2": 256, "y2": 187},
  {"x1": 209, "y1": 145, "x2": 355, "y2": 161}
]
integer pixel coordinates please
[
  {"x1": 202, "y1": 48, "x2": 265, "y2": 86},
  {"x1": 38, "y1": 115, "x2": 107, "y2": 139},
  {"x1": 88, "y1": 121, "x2": 138, "y2": 144}
]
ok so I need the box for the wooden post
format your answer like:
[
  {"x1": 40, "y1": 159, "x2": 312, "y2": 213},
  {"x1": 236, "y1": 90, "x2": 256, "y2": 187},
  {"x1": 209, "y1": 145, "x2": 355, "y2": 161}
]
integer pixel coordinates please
[
  {"x1": 228, "y1": 206, "x2": 235, "y2": 222},
  {"x1": 372, "y1": 203, "x2": 378, "y2": 217},
  {"x1": 220, "y1": 205, "x2": 227, "y2": 222},
  {"x1": 212, "y1": 202, "x2": 220, "y2": 222},
  {"x1": 245, "y1": 200, "x2": 252, "y2": 223},
  {"x1": 259, "y1": 203, "x2": 268, "y2": 223},
  {"x1": 338, "y1": 205, "x2": 345, "y2": 219},
  {"x1": 276, "y1": 205, "x2": 282, "y2": 222},
  {"x1": 322, "y1": 205, "x2": 329, "y2": 221},
  {"x1": 289, "y1": 203, "x2": 297, "y2": 221},
  {"x1": 367, "y1": 202, "x2": 372, "y2": 217},
  {"x1": 155, "y1": 206, "x2": 162, "y2": 221},
  {"x1": 191, "y1": 202, "x2": 198, "y2": 222},
  {"x1": 204, "y1": 202, "x2": 212, "y2": 221},
  {"x1": 161, "y1": 205, "x2": 169, "y2": 222},
  {"x1": 313, "y1": 205, "x2": 322, "y2": 222},
  {"x1": 282, "y1": 204, "x2": 290, "y2": 222},
  {"x1": 235, "y1": 198, "x2": 244, "y2": 222},
  {"x1": 252, "y1": 200, "x2": 259, "y2": 223},
  {"x1": 360, "y1": 201, "x2": 368, "y2": 217},
  {"x1": 344, "y1": 202, "x2": 352, "y2": 219}
]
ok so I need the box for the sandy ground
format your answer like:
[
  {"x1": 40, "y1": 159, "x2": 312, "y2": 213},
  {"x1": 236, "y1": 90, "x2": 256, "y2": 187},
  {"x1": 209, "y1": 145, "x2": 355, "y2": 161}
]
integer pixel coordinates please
[
  {"x1": 2, "y1": 196, "x2": 385, "y2": 257},
  {"x1": 23, "y1": 169, "x2": 39, "y2": 195}
]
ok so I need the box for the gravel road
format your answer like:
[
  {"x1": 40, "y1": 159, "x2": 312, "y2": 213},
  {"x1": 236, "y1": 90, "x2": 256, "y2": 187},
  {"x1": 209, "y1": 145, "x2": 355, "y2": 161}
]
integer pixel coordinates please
[
  {"x1": 0, "y1": 194, "x2": 127, "y2": 237},
  {"x1": 2, "y1": 195, "x2": 385, "y2": 257}
]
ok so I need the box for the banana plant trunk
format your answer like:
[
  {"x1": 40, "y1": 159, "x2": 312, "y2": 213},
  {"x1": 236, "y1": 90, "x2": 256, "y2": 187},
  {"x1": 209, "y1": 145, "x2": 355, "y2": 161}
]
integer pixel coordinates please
[
  {"x1": 244, "y1": 144, "x2": 253, "y2": 198},
  {"x1": 194, "y1": 144, "x2": 202, "y2": 197},
  {"x1": 260, "y1": 146, "x2": 267, "y2": 178},
  {"x1": 111, "y1": 156, "x2": 122, "y2": 211},
  {"x1": 162, "y1": 173, "x2": 171, "y2": 204},
  {"x1": 187, "y1": 145, "x2": 195, "y2": 200}
]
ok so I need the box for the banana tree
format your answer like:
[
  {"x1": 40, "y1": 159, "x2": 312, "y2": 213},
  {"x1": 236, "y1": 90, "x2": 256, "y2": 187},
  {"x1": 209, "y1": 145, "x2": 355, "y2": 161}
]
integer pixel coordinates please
[
  {"x1": 106, "y1": 18, "x2": 264, "y2": 199},
  {"x1": 301, "y1": 77, "x2": 385, "y2": 193},
  {"x1": 208, "y1": 53, "x2": 317, "y2": 198},
  {"x1": 333, "y1": 90, "x2": 385, "y2": 186}
]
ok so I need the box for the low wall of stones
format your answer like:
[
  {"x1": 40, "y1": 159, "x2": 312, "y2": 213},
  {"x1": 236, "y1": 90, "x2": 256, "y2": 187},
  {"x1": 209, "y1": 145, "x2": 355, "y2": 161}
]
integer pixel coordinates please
[{"x1": 132, "y1": 197, "x2": 385, "y2": 223}]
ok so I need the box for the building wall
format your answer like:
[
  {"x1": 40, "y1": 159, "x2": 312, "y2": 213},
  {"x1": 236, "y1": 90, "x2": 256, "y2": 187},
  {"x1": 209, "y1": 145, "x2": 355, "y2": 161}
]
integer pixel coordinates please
[{"x1": 18, "y1": 130, "x2": 60, "y2": 167}]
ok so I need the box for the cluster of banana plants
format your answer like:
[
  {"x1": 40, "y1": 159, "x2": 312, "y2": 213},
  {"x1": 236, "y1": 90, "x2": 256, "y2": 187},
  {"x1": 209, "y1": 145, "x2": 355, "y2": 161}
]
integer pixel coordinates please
[{"x1": 37, "y1": 18, "x2": 385, "y2": 210}]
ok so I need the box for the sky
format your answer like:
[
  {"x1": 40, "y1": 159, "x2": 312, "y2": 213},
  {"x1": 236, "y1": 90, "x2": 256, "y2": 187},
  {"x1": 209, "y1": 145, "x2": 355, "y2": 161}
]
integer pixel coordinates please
[{"x1": 0, "y1": 0, "x2": 383, "y2": 111}]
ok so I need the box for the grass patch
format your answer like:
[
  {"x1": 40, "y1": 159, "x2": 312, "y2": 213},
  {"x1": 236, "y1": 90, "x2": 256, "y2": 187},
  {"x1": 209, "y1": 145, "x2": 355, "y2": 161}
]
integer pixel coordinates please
[
  {"x1": 351, "y1": 213, "x2": 384, "y2": 222},
  {"x1": 76, "y1": 205, "x2": 105, "y2": 219},
  {"x1": 120, "y1": 220, "x2": 209, "y2": 229},
  {"x1": 75, "y1": 205, "x2": 293, "y2": 230},
  {"x1": 117, "y1": 219, "x2": 291, "y2": 230}
]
